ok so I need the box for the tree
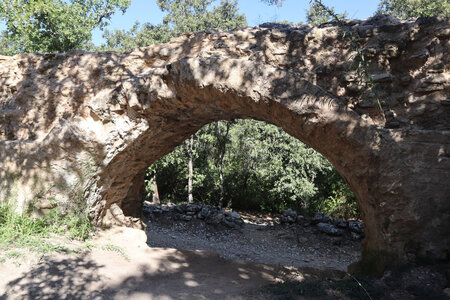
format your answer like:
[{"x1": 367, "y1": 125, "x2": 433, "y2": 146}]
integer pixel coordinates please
[
  {"x1": 272, "y1": 20, "x2": 303, "y2": 26},
  {"x1": 0, "y1": 31, "x2": 15, "y2": 56},
  {"x1": 146, "y1": 170, "x2": 161, "y2": 204},
  {"x1": 101, "y1": 22, "x2": 172, "y2": 51},
  {"x1": 306, "y1": 1, "x2": 347, "y2": 25},
  {"x1": 145, "y1": 144, "x2": 190, "y2": 203},
  {"x1": 147, "y1": 118, "x2": 358, "y2": 217},
  {"x1": 0, "y1": 0, "x2": 130, "y2": 54},
  {"x1": 158, "y1": 0, "x2": 246, "y2": 34},
  {"x1": 261, "y1": 0, "x2": 284, "y2": 6},
  {"x1": 377, "y1": 0, "x2": 450, "y2": 18},
  {"x1": 187, "y1": 135, "x2": 195, "y2": 203},
  {"x1": 223, "y1": 120, "x2": 332, "y2": 212},
  {"x1": 212, "y1": 121, "x2": 233, "y2": 207},
  {"x1": 101, "y1": 0, "x2": 246, "y2": 51}
]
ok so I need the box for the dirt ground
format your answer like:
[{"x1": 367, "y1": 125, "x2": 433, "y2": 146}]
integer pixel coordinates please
[
  {"x1": 0, "y1": 226, "x2": 346, "y2": 300},
  {"x1": 0, "y1": 212, "x2": 448, "y2": 299},
  {"x1": 145, "y1": 210, "x2": 361, "y2": 271}
]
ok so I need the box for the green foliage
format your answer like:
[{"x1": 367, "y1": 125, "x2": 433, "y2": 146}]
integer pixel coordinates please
[
  {"x1": 261, "y1": 0, "x2": 284, "y2": 7},
  {"x1": 0, "y1": 0, "x2": 131, "y2": 54},
  {"x1": 147, "y1": 120, "x2": 358, "y2": 217},
  {"x1": 306, "y1": 1, "x2": 347, "y2": 25},
  {"x1": 6, "y1": 250, "x2": 24, "y2": 259},
  {"x1": 145, "y1": 139, "x2": 192, "y2": 203},
  {"x1": 45, "y1": 206, "x2": 93, "y2": 241},
  {"x1": 0, "y1": 30, "x2": 16, "y2": 56},
  {"x1": 224, "y1": 120, "x2": 330, "y2": 212},
  {"x1": 0, "y1": 204, "x2": 48, "y2": 243},
  {"x1": 0, "y1": 201, "x2": 93, "y2": 254},
  {"x1": 101, "y1": 0, "x2": 246, "y2": 51},
  {"x1": 158, "y1": 0, "x2": 246, "y2": 33},
  {"x1": 273, "y1": 20, "x2": 303, "y2": 26},
  {"x1": 309, "y1": 169, "x2": 358, "y2": 218},
  {"x1": 377, "y1": 0, "x2": 450, "y2": 18},
  {"x1": 264, "y1": 0, "x2": 347, "y2": 25},
  {"x1": 101, "y1": 22, "x2": 172, "y2": 51}
]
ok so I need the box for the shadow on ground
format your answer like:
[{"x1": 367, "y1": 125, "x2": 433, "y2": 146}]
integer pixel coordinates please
[
  {"x1": 2, "y1": 226, "x2": 445, "y2": 300},
  {"x1": 0, "y1": 256, "x2": 105, "y2": 300},
  {"x1": 1, "y1": 244, "x2": 323, "y2": 299}
]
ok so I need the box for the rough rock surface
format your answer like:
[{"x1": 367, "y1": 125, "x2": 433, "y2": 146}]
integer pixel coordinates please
[
  {"x1": 316, "y1": 223, "x2": 345, "y2": 236},
  {"x1": 143, "y1": 202, "x2": 245, "y2": 228},
  {"x1": 0, "y1": 16, "x2": 449, "y2": 270},
  {"x1": 281, "y1": 211, "x2": 364, "y2": 239}
]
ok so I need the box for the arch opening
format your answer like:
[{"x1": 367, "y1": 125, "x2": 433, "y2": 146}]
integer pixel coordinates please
[
  {"x1": 93, "y1": 57, "x2": 376, "y2": 221},
  {"x1": 87, "y1": 56, "x2": 389, "y2": 274},
  {"x1": 137, "y1": 119, "x2": 365, "y2": 271},
  {"x1": 142, "y1": 119, "x2": 360, "y2": 220}
]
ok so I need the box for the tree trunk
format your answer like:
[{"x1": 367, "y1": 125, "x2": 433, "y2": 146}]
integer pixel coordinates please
[
  {"x1": 219, "y1": 163, "x2": 225, "y2": 207},
  {"x1": 152, "y1": 176, "x2": 160, "y2": 204},
  {"x1": 187, "y1": 135, "x2": 194, "y2": 203},
  {"x1": 217, "y1": 121, "x2": 232, "y2": 207}
]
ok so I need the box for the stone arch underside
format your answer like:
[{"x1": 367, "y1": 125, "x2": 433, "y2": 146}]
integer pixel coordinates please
[{"x1": 0, "y1": 16, "x2": 449, "y2": 271}]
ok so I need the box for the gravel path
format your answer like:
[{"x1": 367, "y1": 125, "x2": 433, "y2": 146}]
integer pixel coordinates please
[{"x1": 145, "y1": 212, "x2": 362, "y2": 271}]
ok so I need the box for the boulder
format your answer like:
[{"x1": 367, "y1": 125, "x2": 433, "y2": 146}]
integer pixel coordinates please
[
  {"x1": 348, "y1": 220, "x2": 364, "y2": 234},
  {"x1": 207, "y1": 211, "x2": 225, "y2": 225},
  {"x1": 174, "y1": 205, "x2": 185, "y2": 214},
  {"x1": 332, "y1": 218, "x2": 348, "y2": 229},
  {"x1": 280, "y1": 216, "x2": 296, "y2": 224},
  {"x1": 316, "y1": 223, "x2": 344, "y2": 236},
  {"x1": 200, "y1": 206, "x2": 212, "y2": 218},
  {"x1": 312, "y1": 213, "x2": 330, "y2": 224},
  {"x1": 282, "y1": 209, "x2": 297, "y2": 218},
  {"x1": 186, "y1": 204, "x2": 202, "y2": 213}
]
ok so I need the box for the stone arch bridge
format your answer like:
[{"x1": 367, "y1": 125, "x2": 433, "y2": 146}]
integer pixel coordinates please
[{"x1": 0, "y1": 16, "x2": 449, "y2": 270}]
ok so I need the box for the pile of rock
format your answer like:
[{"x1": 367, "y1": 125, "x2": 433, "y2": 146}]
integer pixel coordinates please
[
  {"x1": 143, "y1": 202, "x2": 244, "y2": 229},
  {"x1": 280, "y1": 209, "x2": 299, "y2": 224},
  {"x1": 281, "y1": 210, "x2": 365, "y2": 240}
]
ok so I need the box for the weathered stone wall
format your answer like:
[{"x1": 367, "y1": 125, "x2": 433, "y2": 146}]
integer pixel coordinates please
[{"x1": 0, "y1": 15, "x2": 449, "y2": 271}]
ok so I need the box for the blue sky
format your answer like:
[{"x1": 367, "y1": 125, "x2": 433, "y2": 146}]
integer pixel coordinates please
[
  {"x1": 90, "y1": 0, "x2": 380, "y2": 44},
  {"x1": 1, "y1": 0, "x2": 381, "y2": 46}
]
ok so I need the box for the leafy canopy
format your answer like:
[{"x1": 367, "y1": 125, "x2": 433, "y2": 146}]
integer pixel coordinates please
[
  {"x1": 306, "y1": 1, "x2": 347, "y2": 25},
  {"x1": 260, "y1": 0, "x2": 284, "y2": 7},
  {"x1": 102, "y1": 0, "x2": 246, "y2": 51},
  {"x1": 158, "y1": 0, "x2": 246, "y2": 34},
  {"x1": 377, "y1": 0, "x2": 450, "y2": 18},
  {"x1": 101, "y1": 22, "x2": 173, "y2": 51},
  {"x1": 0, "y1": 0, "x2": 131, "y2": 54},
  {"x1": 147, "y1": 119, "x2": 357, "y2": 217}
]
